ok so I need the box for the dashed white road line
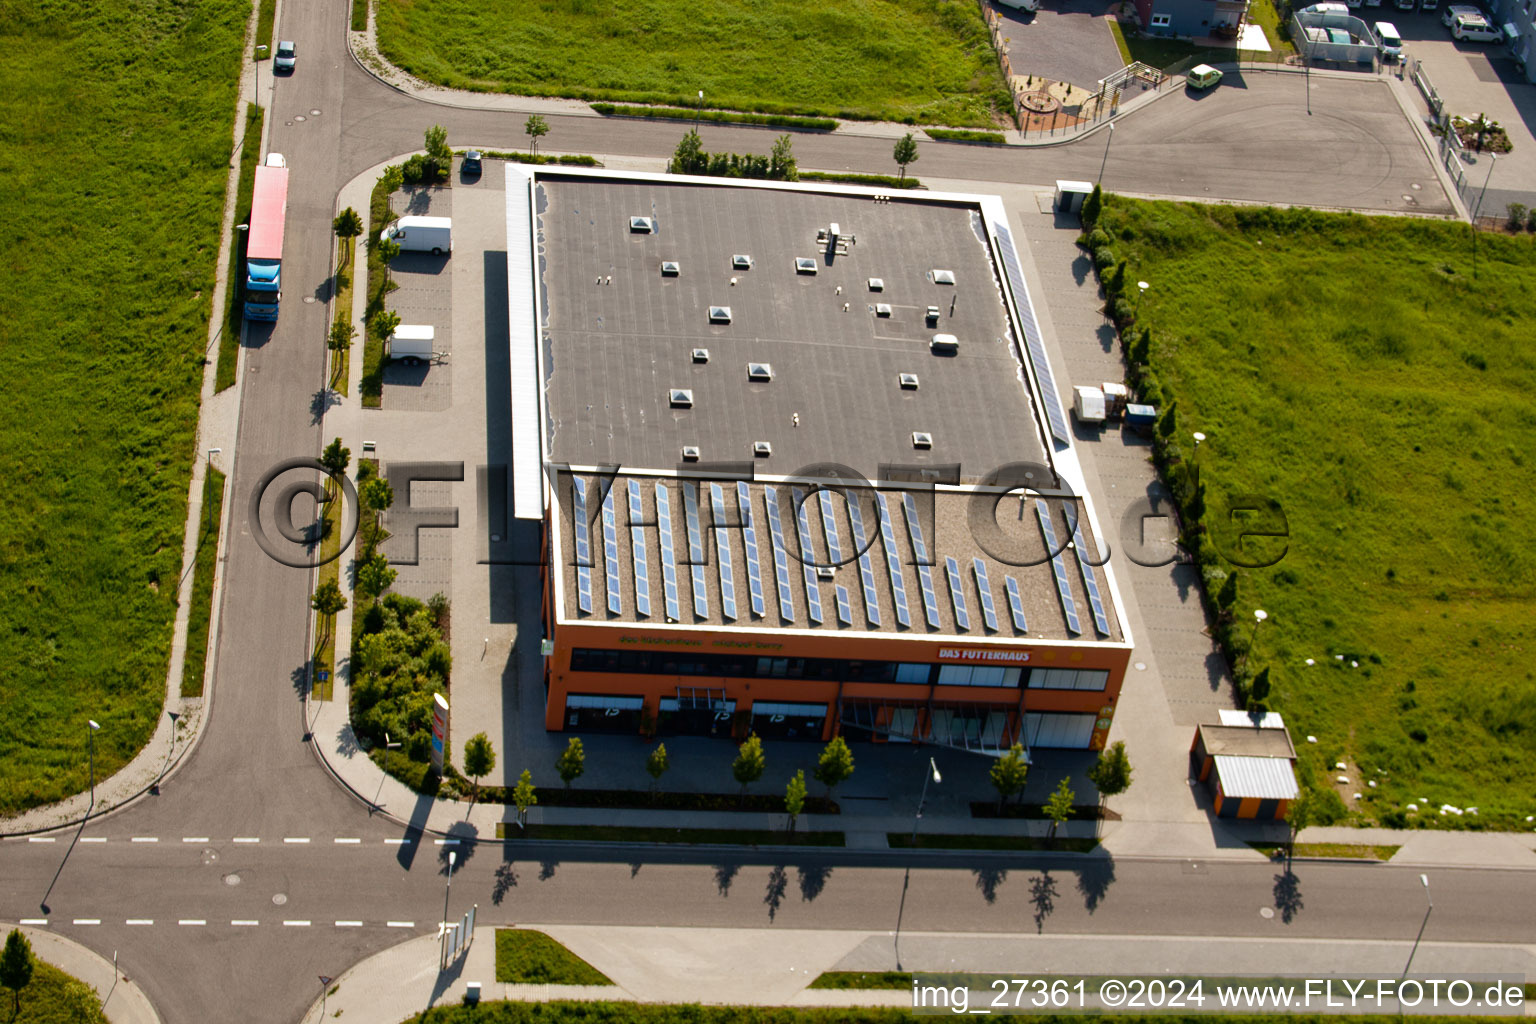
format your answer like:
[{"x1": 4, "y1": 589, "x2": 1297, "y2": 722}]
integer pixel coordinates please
[
  {"x1": 386, "y1": 921, "x2": 415, "y2": 928},
  {"x1": 232, "y1": 919, "x2": 259, "y2": 927},
  {"x1": 19, "y1": 918, "x2": 48, "y2": 925},
  {"x1": 384, "y1": 838, "x2": 411, "y2": 845},
  {"x1": 433, "y1": 839, "x2": 460, "y2": 846},
  {"x1": 27, "y1": 837, "x2": 54, "y2": 844},
  {"x1": 131, "y1": 837, "x2": 158, "y2": 843},
  {"x1": 183, "y1": 837, "x2": 209, "y2": 843},
  {"x1": 233, "y1": 837, "x2": 260, "y2": 844},
  {"x1": 334, "y1": 838, "x2": 361, "y2": 844},
  {"x1": 126, "y1": 919, "x2": 154, "y2": 926},
  {"x1": 178, "y1": 919, "x2": 206, "y2": 926},
  {"x1": 283, "y1": 837, "x2": 310, "y2": 844},
  {"x1": 73, "y1": 919, "x2": 101, "y2": 926},
  {"x1": 283, "y1": 920, "x2": 311, "y2": 927},
  {"x1": 80, "y1": 837, "x2": 107, "y2": 843},
  {"x1": 334, "y1": 921, "x2": 363, "y2": 927}
]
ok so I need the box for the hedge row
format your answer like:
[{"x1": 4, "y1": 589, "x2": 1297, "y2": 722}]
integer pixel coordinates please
[
  {"x1": 798, "y1": 171, "x2": 924, "y2": 189},
  {"x1": 925, "y1": 127, "x2": 1007, "y2": 144},
  {"x1": 592, "y1": 102, "x2": 837, "y2": 131}
]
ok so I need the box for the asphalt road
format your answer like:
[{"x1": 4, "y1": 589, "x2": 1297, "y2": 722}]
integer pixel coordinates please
[{"x1": 0, "y1": 1, "x2": 1464, "y2": 1021}]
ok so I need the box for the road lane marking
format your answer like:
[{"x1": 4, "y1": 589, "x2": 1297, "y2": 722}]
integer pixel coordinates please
[
  {"x1": 334, "y1": 838, "x2": 361, "y2": 844},
  {"x1": 283, "y1": 920, "x2": 311, "y2": 927},
  {"x1": 178, "y1": 919, "x2": 206, "y2": 926},
  {"x1": 73, "y1": 919, "x2": 100, "y2": 926},
  {"x1": 182, "y1": 837, "x2": 209, "y2": 843},
  {"x1": 433, "y1": 839, "x2": 460, "y2": 846},
  {"x1": 386, "y1": 921, "x2": 414, "y2": 928},
  {"x1": 233, "y1": 837, "x2": 260, "y2": 844},
  {"x1": 385, "y1": 838, "x2": 411, "y2": 845},
  {"x1": 19, "y1": 918, "x2": 48, "y2": 925},
  {"x1": 80, "y1": 837, "x2": 107, "y2": 843},
  {"x1": 27, "y1": 837, "x2": 54, "y2": 844},
  {"x1": 232, "y1": 920, "x2": 258, "y2": 926},
  {"x1": 131, "y1": 837, "x2": 158, "y2": 843},
  {"x1": 283, "y1": 837, "x2": 310, "y2": 844},
  {"x1": 334, "y1": 921, "x2": 363, "y2": 927},
  {"x1": 126, "y1": 919, "x2": 154, "y2": 926}
]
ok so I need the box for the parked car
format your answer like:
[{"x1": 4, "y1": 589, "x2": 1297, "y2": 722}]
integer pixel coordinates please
[
  {"x1": 1375, "y1": 20, "x2": 1404, "y2": 58},
  {"x1": 1395, "y1": 0, "x2": 1415, "y2": 11},
  {"x1": 1302, "y1": 2, "x2": 1350, "y2": 11},
  {"x1": 1452, "y1": 13, "x2": 1501, "y2": 39},
  {"x1": 274, "y1": 40, "x2": 296, "y2": 72},
  {"x1": 1187, "y1": 64, "x2": 1224, "y2": 89},
  {"x1": 462, "y1": 150, "x2": 482, "y2": 177},
  {"x1": 1441, "y1": 3, "x2": 1481, "y2": 24}
]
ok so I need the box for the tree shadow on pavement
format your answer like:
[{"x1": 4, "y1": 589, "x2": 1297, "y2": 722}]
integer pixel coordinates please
[
  {"x1": 492, "y1": 863, "x2": 517, "y2": 905},
  {"x1": 1030, "y1": 870, "x2": 1058, "y2": 933},
  {"x1": 713, "y1": 863, "x2": 739, "y2": 896},
  {"x1": 973, "y1": 867, "x2": 1008, "y2": 904},
  {"x1": 798, "y1": 864, "x2": 832, "y2": 902},
  {"x1": 539, "y1": 859, "x2": 558, "y2": 881},
  {"x1": 1076, "y1": 853, "x2": 1116, "y2": 913},
  {"x1": 439, "y1": 821, "x2": 479, "y2": 874},
  {"x1": 1274, "y1": 868, "x2": 1304, "y2": 923},
  {"x1": 764, "y1": 865, "x2": 788, "y2": 921}
]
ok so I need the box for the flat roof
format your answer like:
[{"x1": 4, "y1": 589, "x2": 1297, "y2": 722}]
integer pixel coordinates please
[
  {"x1": 552, "y1": 469, "x2": 1123, "y2": 643},
  {"x1": 1197, "y1": 723, "x2": 1297, "y2": 760},
  {"x1": 535, "y1": 176, "x2": 1053, "y2": 485}
]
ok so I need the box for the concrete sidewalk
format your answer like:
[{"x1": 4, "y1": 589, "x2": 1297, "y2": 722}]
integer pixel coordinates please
[{"x1": 18, "y1": 923, "x2": 160, "y2": 1024}]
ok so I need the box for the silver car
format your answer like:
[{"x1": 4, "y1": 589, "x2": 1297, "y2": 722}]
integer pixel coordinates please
[{"x1": 274, "y1": 40, "x2": 297, "y2": 72}]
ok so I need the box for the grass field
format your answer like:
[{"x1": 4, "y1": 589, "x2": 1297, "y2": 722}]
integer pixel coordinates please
[
  {"x1": 0, "y1": 947, "x2": 108, "y2": 1022},
  {"x1": 180, "y1": 467, "x2": 227, "y2": 698},
  {"x1": 1094, "y1": 198, "x2": 1536, "y2": 826},
  {"x1": 406, "y1": 1005, "x2": 1519, "y2": 1023},
  {"x1": 218, "y1": 103, "x2": 265, "y2": 394},
  {"x1": 0, "y1": 0, "x2": 246, "y2": 815},
  {"x1": 495, "y1": 929, "x2": 613, "y2": 985},
  {"x1": 375, "y1": 0, "x2": 1011, "y2": 127},
  {"x1": 1250, "y1": 842, "x2": 1402, "y2": 860}
]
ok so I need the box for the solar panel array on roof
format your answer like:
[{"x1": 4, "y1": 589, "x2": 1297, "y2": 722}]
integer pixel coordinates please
[
  {"x1": 737, "y1": 482, "x2": 767, "y2": 618},
  {"x1": 835, "y1": 584, "x2": 853, "y2": 626},
  {"x1": 1034, "y1": 499, "x2": 1082, "y2": 635},
  {"x1": 763, "y1": 486, "x2": 797, "y2": 623},
  {"x1": 682, "y1": 482, "x2": 709, "y2": 619},
  {"x1": 601, "y1": 487, "x2": 622, "y2": 615},
  {"x1": 573, "y1": 478, "x2": 594, "y2": 614},
  {"x1": 944, "y1": 557, "x2": 971, "y2": 631},
  {"x1": 876, "y1": 494, "x2": 912, "y2": 628},
  {"x1": 793, "y1": 488, "x2": 825, "y2": 625},
  {"x1": 628, "y1": 480, "x2": 652, "y2": 618},
  {"x1": 845, "y1": 498, "x2": 882, "y2": 627},
  {"x1": 992, "y1": 220, "x2": 1071, "y2": 446},
  {"x1": 902, "y1": 493, "x2": 942, "y2": 628},
  {"x1": 818, "y1": 489, "x2": 843, "y2": 564},
  {"x1": 709, "y1": 483, "x2": 738, "y2": 621},
  {"x1": 655, "y1": 483, "x2": 682, "y2": 622},
  {"x1": 972, "y1": 558, "x2": 999, "y2": 633},
  {"x1": 1005, "y1": 576, "x2": 1028, "y2": 632},
  {"x1": 1065, "y1": 507, "x2": 1113, "y2": 637}
]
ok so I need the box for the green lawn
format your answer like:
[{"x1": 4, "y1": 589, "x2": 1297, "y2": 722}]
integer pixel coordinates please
[
  {"x1": 0, "y1": 0, "x2": 247, "y2": 815},
  {"x1": 180, "y1": 466, "x2": 227, "y2": 698},
  {"x1": 1250, "y1": 842, "x2": 1402, "y2": 860},
  {"x1": 218, "y1": 102, "x2": 264, "y2": 394},
  {"x1": 0, "y1": 948, "x2": 108, "y2": 1022},
  {"x1": 495, "y1": 929, "x2": 613, "y2": 985},
  {"x1": 375, "y1": 0, "x2": 1011, "y2": 127},
  {"x1": 1094, "y1": 197, "x2": 1536, "y2": 826},
  {"x1": 406, "y1": 1005, "x2": 1520, "y2": 1023}
]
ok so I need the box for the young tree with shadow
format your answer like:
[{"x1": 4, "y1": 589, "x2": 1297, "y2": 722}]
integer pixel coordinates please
[
  {"x1": 732, "y1": 734, "x2": 766, "y2": 804},
  {"x1": 463, "y1": 732, "x2": 495, "y2": 809},
  {"x1": 990, "y1": 742, "x2": 1029, "y2": 813},
  {"x1": 645, "y1": 743, "x2": 669, "y2": 798},
  {"x1": 511, "y1": 769, "x2": 537, "y2": 830},
  {"x1": 1, "y1": 928, "x2": 33, "y2": 1016},
  {"x1": 1087, "y1": 740, "x2": 1133, "y2": 809},
  {"x1": 784, "y1": 769, "x2": 807, "y2": 836},
  {"x1": 1045, "y1": 777, "x2": 1075, "y2": 845},
  {"x1": 813, "y1": 736, "x2": 855, "y2": 800},
  {"x1": 556, "y1": 736, "x2": 585, "y2": 789},
  {"x1": 525, "y1": 114, "x2": 549, "y2": 155},
  {"x1": 893, "y1": 132, "x2": 919, "y2": 182}
]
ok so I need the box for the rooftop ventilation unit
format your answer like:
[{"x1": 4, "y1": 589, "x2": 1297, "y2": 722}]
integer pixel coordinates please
[
  {"x1": 816, "y1": 566, "x2": 836, "y2": 580},
  {"x1": 795, "y1": 258, "x2": 818, "y2": 275},
  {"x1": 708, "y1": 306, "x2": 732, "y2": 323},
  {"x1": 661, "y1": 260, "x2": 680, "y2": 276},
  {"x1": 691, "y1": 348, "x2": 710, "y2": 363},
  {"x1": 930, "y1": 333, "x2": 959, "y2": 354},
  {"x1": 747, "y1": 362, "x2": 774, "y2": 382},
  {"x1": 912, "y1": 431, "x2": 933, "y2": 449},
  {"x1": 868, "y1": 278, "x2": 885, "y2": 291},
  {"x1": 899, "y1": 373, "x2": 920, "y2": 390},
  {"x1": 670, "y1": 389, "x2": 694, "y2": 408},
  {"x1": 753, "y1": 441, "x2": 773, "y2": 458},
  {"x1": 932, "y1": 269, "x2": 956, "y2": 285},
  {"x1": 874, "y1": 303, "x2": 892, "y2": 317},
  {"x1": 681, "y1": 446, "x2": 700, "y2": 461},
  {"x1": 732, "y1": 254, "x2": 754, "y2": 269},
  {"x1": 629, "y1": 216, "x2": 655, "y2": 233}
]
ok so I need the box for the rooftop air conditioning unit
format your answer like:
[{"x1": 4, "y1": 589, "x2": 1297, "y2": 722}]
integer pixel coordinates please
[
  {"x1": 912, "y1": 431, "x2": 933, "y2": 449},
  {"x1": 868, "y1": 278, "x2": 885, "y2": 291},
  {"x1": 795, "y1": 258, "x2": 818, "y2": 274},
  {"x1": 692, "y1": 348, "x2": 710, "y2": 363},
  {"x1": 681, "y1": 446, "x2": 701, "y2": 461},
  {"x1": 670, "y1": 389, "x2": 694, "y2": 408},
  {"x1": 708, "y1": 306, "x2": 732, "y2": 323},
  {"x1": 747, "y1": 362, "x2": 774, "y2": 382},
  {"x1": 661, "y1": 260, "x2": 680, "y2": 276},
  {"x1": 932, "y1": 269, "x2": 956, "y2": 285},
  {"x1": 899, "y1": 373, "x2": 920, "y2": 390},
  {"x1": 629, "y1": 216, "x2": 655, "y2": 233},
  {"x1": 816, "y1": 566, "x2": 836, "y2": 580},
  {"x1": 930, "y1": 334, "x2": 959, "y2": 355},
  {"x1": 874, "y1": 303, "x2": 892, "y2": 317},
  {"x1": 753, "y1": 441, "x2": 773, "y2": 457},
  {"x1": 732, "y1": 254, "x2": 754, "y2": 269}
]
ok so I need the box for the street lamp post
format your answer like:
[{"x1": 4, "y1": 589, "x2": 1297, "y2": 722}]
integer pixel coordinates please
[
  {"x1": 87, "y1": 720, "x2": 101, "y2": 812},
  {"x1": 1096, "y1": 123, "x2": 1115, "y2": 186},
  {"x1": 695, "y1": 90, "x2": 704, "y2": 132},
  {"x1": 909, "y1": 758, "x2": 942, "y2": 843},
  {"x1": 440, "y1": 850, "x2": 457, "y2": 967},
  {"x1": 1399, "y1": 874, "x2": 1432, "y2": 1016},
  {"x1": 1235, "y1": 609, "x2": 1267, "y2": 677},
  {"x1": 1471, "y1": 154, "x2": 1497, "y2": 278}
]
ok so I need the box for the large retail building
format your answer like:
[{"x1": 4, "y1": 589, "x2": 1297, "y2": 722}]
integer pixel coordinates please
[{"x1": 505, "y1": 169, "x2": 1134, "y2": 755}]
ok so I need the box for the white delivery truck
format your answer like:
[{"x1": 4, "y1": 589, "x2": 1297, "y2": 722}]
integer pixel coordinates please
[
  {"x1": 387, "y1": 324, "x2": 436, "y2": 362},
  {"x1": 380, "y1": 215, "x2": 453, "y2": 255}
]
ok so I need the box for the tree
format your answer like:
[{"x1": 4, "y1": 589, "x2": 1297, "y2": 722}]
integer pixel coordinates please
[
  {"x1": 645, "y1": 743, "x2": 670, "y2": 794},
  {"x1": 355, "y1": 551, "x2": 396, "y2": 600},
  {"x1": 512, "y1": 769, "x2": 537, "y2": 829},
  {"x1": 375, "y1": 236, "x2": 401, "y2": 289},
  {"x1": 525, "y1": 114, "x2": 549, "y2": 155},
  {"x1": 333, "y1": 206, "x2": 363, "y2": 269},
  {"x1": 769, "y1": 133, "x2": 797, "y2": 180},
  {"x1": 1081, "y1": 183, "x2": 1103, "y2": 229},
  {"x1": 321, "y1": 436, "x2": 351, "y2": 479},
  {"x1": 424, "y1": 124, "x2": 452, "y2": 179},
  {"x1": 784, "y1": 769, "x2": 807, "y2": 835},
  {"x1": 381, "y1": 164, "x2": 405, "y2": 194},
  {"x1": 732, "y1": 734, "x2": 766, "y2": 800},
  {"x1": 556, "y1": 736, "x2": 585, "y2": 788},
  {"x1": 989, "y1": 742, "x2": 1030, "y2": 813},
  {"x1": 1087, "y1": 741, "x2": 1133, "y2": 807},
  {"x1": 372, "y1": 309, "x2": 401, "y2": 350},
  {"x1": 360, "y1": 475, "x2": 394, "y2": 553},
  {"x1": 1, "y1": 928, "x2": 33, "y2": 1016},
  {"x1": 463, "y1": 732, "x2": 496, "y2": 807},
  {"x1": 1283, "y1": 786, "x2": 1314, "y2": 864},
  {"x1": 311, "y1": 578, "x2": 347, "y2": 619},
  {"x1": 893, "y1": 132, "x2": 919, "y2": 182},
  {"x1": 1044, "y1": 776, "x2": 1075, "y2": 844},
  {"x1": 813, "y1": 736, "x2": 855, "y2": 799},
  {"x1": 670, "y1": 129, "x2": 706, "y2": 175},
  {"x1": 1247, "y1": 666, "x2": 1272, "y2": 713},
  {"x1": 328, "y1": 318, "x2": 356, "y2": 356}
]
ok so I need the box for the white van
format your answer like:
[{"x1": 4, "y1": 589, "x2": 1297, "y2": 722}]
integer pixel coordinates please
[
  {"x1": 387, "y1": 324, "x2": 435, "y2": 362},
  {"x1": 380, "y1": 215, "x2": 453, "y2": 256},
  {"x1": 1374, "y1": 20, "x2": 1404, "y2": 57}
]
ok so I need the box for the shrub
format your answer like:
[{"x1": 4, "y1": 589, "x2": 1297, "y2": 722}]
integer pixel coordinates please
[
  {"x1": 590, "y1": 103, "x2": 836, "y2": 131},
  {"x1": 797, "y1": 171, "x2": 924, "y2": 189},
  {"x1": 1507, "y1": 203, "x2": 1528, "y2": 231},
  {"x1": 1093, "y1": 247, "x2": 1117, "y2": 273},
  {"x1": 1084, "y1": 228, "x2": 1111, "y2": 251},
  {"x1": 925, "y1": 128, "x2": 1007, "y2": 144}
]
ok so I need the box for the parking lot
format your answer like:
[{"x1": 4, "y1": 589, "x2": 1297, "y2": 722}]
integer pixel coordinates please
[{"x1": 994, "y1": 0, "x2": 1128, "y2": 92}]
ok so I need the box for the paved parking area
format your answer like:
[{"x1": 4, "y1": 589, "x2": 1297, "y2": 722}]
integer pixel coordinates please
[
  {"x1": 995, "y1": 0, "x2": 1128, "y2": 91},
  {"x1": 385, "y1": 186, "x2": 455, "y2": 411},
  {"x1": 1393, "y1": 9, "x2": 1536, "y2": 208}
]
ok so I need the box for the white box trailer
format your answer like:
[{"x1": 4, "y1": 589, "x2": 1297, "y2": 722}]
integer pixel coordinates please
[
  {"x1": 380, "y1": 215, "x2": 452, "y2": 255},
  {"x1": 1073, "y1": 385, "x2": 1106, "y2": 424},
  {"x1": 388, "y1": 324, "x2": 435, "y2": 362}
]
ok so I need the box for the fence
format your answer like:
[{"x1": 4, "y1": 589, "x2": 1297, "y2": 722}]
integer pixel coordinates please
[
  {"x1": 978, "y1": 1, "x2": 1025, "y2": 131},
  {"x1": 1408, "y1": 57, "x2": 1444, "y2": 118}
]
